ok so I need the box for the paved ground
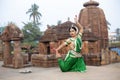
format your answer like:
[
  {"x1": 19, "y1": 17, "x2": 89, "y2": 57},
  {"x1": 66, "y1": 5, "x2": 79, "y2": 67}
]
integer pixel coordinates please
[{"x1": 0, "y1": 61, "x2": 120, "y2": 80}]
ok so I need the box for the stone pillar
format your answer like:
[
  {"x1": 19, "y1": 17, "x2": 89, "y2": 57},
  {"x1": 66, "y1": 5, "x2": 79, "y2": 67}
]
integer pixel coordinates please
[
  {"x1": 12, "y1": 41, "x2": 23, "y2": 68},
  {"x1": 0, "y1": 40, "x2": 3, "y2": 60},
  {"x1": 3, "y1": 41, "x2": 12, "y2": 66}
]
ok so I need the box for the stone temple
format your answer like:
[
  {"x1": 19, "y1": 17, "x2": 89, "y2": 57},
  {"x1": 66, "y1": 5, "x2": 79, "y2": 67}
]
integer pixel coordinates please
[
  {"x1": 79, "y1": 0, "x2": 108, "y2": 54},
  {"x1": 0, "y1": 23, "x2": 29, "y2": 68},
  {"x1": 31, "y1": 0, "x2": 120, "y2": 67}
]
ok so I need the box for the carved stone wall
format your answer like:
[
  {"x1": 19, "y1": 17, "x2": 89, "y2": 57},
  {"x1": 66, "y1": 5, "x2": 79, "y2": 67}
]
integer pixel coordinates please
[
  {"x1": 3, "y1": 41, "x2": 12, "y2": 65},
  {"x1": 1, "y1": 23, "x2": 26, "y2": 68},
  {"x1": 12, "y1": 41, "x2": 23, "y2": 68},
  {"x1": 0, "y1": 39, "x2": 3, "y2": 60},
  {"x1": 39, "y1": 21, "x2": 73, "y2": 55},
  {"x1": 31, "y1": 21, "x2": 73, "y2": 67},
  {"x1": 79, "y1": 0, "x2": 108, "y2": 53}
]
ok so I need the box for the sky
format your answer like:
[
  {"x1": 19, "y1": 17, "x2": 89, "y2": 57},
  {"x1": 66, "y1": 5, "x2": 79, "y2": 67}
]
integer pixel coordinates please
[{"x1": 0, "y1": 0, "x2": 120, "y2": 32}]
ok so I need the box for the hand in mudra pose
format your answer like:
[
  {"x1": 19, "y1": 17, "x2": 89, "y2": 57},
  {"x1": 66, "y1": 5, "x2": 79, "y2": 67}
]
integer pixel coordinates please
[{"x1": 53, "y1": 48, "x2": 61, "y2": 58}]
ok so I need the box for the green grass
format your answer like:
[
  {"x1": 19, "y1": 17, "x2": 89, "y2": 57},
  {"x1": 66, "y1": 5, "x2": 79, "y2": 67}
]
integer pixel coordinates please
[{"x1": 109, "y1": 42, "x2": 120, "y2": 47}]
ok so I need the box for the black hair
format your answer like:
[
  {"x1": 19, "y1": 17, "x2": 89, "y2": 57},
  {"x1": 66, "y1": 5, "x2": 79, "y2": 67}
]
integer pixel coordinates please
[
  {"x1": 69, "y1": 24, "x2": 78, "y2": 32},
  {"x1": 69, "y1": 27, "x2": 77, "y2": 32}
]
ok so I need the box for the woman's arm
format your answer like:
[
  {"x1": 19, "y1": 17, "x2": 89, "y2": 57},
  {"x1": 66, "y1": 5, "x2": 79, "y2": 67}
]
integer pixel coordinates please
[
  {"x1": 54, "y1": 42, "x2": 66, "y2": 58},
  {"x1": 56, "y1": 42, "x2": 66, "y2": 51},
  {"x1": 74, "y1": 15, "x2": 83, "y2": 34}
]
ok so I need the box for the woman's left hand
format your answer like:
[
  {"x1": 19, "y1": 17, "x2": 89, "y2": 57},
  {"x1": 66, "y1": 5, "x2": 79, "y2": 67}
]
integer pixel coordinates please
[{"x1": 74, "y1": 15, "x2": 78, "y2": 23}]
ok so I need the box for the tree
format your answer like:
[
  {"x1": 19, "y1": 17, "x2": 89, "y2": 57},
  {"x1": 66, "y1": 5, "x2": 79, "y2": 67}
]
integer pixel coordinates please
[
  {"x1": 0, "y1": 26, "x2": 5, "y2": 34},
  {"x1": 22, "y1": 22, "x2": 42, "y2": 47},
  {"x1": 116, "y1": 28, "x2": 120, "y2": 41},
  {"x1": 24, "y1": 3, "x2": 43, "y2": 47},
  {"x1": 0, "y1": 22, "x2": 15, "y2": 34},
  {"x1": 57, "y1": 20, "x2": 62, "y2": 25},
  {"x1": 26, "y1": 3, "x2": 42, "y2": 25},
  {"x1": 106, "y1": 20, "x2": 111, "y2": 30}
]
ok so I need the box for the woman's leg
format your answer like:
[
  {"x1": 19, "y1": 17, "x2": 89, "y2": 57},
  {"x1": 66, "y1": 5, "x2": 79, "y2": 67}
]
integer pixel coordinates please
[{"x1": 58, "y1": 53, "x2": 77, "y2": 72}]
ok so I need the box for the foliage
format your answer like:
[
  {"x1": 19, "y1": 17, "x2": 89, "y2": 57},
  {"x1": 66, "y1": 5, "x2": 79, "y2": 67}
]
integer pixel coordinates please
[
  {"x1": 22, "y1": 3, "x2": 43, "y2": 47},
  {"x1": 57, "y1": 20, "x2": 62, "y2": 25},
  {"x1": 26, "y1": 3, "x2": 42, "y2": 25},
  {"x1": 110, "y1": 42, "x2": 120, "y2": 47},
  {"x1": 0, "y1": 26, "x2": 5, "y2": 34},
  {"x1": 116, "y1": 28, "x2": 120, "y2": 35},
  {"x1": 0, "y1": 22, "x2": 17, "y2": 34},
  {"x1": 22, "y1": 22, "x2": 42, "y2": 47},
  {"x1": 116, "y1": 28, "x2": 120, "y2": 41}
]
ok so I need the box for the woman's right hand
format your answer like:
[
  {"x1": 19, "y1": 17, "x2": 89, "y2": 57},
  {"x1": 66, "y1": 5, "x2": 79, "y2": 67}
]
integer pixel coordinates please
[
  {"x1": 52, "y1": 48, "x2": 57, "y2": 53},
  {"x1": 53, "y1": 48, "x2": 61, "y2": 58}
]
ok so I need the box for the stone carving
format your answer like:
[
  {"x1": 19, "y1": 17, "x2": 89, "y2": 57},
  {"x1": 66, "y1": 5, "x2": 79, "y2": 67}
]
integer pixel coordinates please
[
  {"x1": 1, "y1": 23, "x2": 26, "y2": 68},
  {"x1": 79, "y1": 0, "x2": 108, "y2": 54},
  {"x1": 0, "y1": 39, "x2": 3, "y2": 60},
  {"x1": 39, "y1": 21, "x2": 74, "y2": 55},
  {"x1": 31, "y1": 21, "x2": 73, "y2": 67},
  {"x1": 1, "y1": 24, "x2": 23, "y2": 41}
]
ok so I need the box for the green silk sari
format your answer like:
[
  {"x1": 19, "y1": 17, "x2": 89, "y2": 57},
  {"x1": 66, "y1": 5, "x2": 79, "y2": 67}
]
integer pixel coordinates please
[{"x1": 58, "y1": 33, "x2": 86, "y2": 72}]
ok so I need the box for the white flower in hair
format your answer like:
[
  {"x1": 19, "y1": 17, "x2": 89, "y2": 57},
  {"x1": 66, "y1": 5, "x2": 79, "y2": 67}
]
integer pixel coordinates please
[{"x1": 71, "y1": 24, "x2": 78, "y2": 34}]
